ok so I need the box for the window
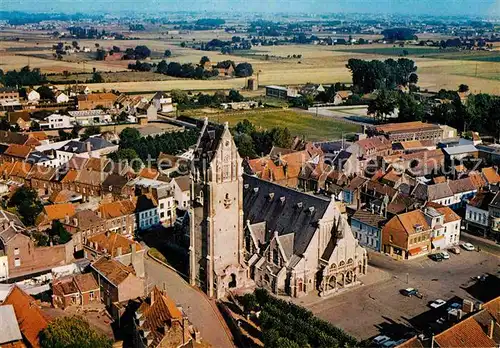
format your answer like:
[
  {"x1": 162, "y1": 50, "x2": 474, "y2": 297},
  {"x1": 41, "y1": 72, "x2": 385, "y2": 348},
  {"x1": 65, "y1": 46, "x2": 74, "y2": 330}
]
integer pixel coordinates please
[
  {"x1": 89, "y1": 291, "x2": 94, "y2": 300},
  {"x1": 160, "y1": 203, "x2": 164, "y2": 209},
  {"x1": 14, "y1": 258, "x2": 20, "y2": 267},
  {"x1": 14, "y1": 248, "x2": 19, "y2": 256}
]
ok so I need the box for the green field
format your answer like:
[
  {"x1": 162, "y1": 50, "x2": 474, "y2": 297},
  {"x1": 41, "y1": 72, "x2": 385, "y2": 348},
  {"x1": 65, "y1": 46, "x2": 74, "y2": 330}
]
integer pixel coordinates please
[
  {"x1": 336, "y1": 47, "x2": 500, "y2": 62},
  {"x1": 196, "y1": 109, "x2": 361, "y2": 141}
]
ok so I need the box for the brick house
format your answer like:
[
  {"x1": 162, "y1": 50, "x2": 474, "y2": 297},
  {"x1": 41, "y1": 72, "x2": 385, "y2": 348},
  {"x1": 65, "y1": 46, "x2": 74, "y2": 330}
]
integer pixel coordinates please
[
  {"x1": 97, "y1": 199, "x2": 136, "y2": 235},
  {"x1": 0, "y1": 210, "x2": 74, "y2": 279},
  {"x1": 2, "y1": 144, "x2": 32, "y2": 162},
  {"x1": 3, "y1": 286, "x2": 50, "y2": 348},
  {"x1": 62, "y1": 209, "x2": 106, "y2": 251},
  {"x1": 84, "y1": 231, "x2": 144, "y2": 277},
  {"x1": 90, "y1": 256, "x2": 144, "y2": 307},
  {"x1": 0, "y1": 87, "x2": 20, "y2": 102},
  {"x1": 28, "y1": 164, "x2": 57, "y2": 196},
  {"x1": 8, "y1": 111, "x2": 31, "y2": 131},
  {"x1": 77, "y1": 93, "x2": 117, "y2": 110},
  {"x1": 52, "y1": 273, "x2": 100, "y2": 309}
]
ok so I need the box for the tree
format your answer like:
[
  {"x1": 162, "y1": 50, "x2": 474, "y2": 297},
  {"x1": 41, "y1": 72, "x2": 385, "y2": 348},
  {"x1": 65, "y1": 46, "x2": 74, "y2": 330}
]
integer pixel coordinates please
[
  {"x1": 458, "y1": 84, "x2": 470, "y2": 93},
  {"x1": 48, "y1": 220, "x2": 72, "y2": 244},
  {"x1": 8, "y1": 187, "x2": 43, "y2": 226},
  {"x1": 40, "y1": 316, "x2": 113, "y2": 348},
  {"x1": 234, "y1": 119, "x2": 256, "y2": 134},
  {"x1": 80, "y1": 125, "x2": 101, "y2": 140},
  {"x1": 235, "y1": 62, "x2": 253, "y2": 77},
  {"x1": 37, "y1": 85, "x2": 55, "y2": 100},
  {"x1": 91, "y1": 72, "x2": 104, "y2": 83},
  {"x1": 119, "y1": 127, "x2": 141, "y2": 149},
  {"x1": 368, "y1": 89, "x2": 398, "y2": 123},
  {"x1": 200, "y1": 56, "x2": 211, "y2": 66},
  {"x1": 156, "y1": 60, "x2": 168, "y2": 74},
  {"x1": 409, "y1": 73, "x2": 418, "y2": 84},
  {"x1": 111, "y1": 148, "x2": 142, "y2": 171},
  {"x1": 228, "y1": 89, "x2": 244, "y2": 102},
  {"x1": 170, "y1": 89, "x2": 189, "y2": 104},
  {"x1": 180, "y1": 42, "x2": 186, "y2": 48},
  {"x1": 134, "y1": 45, "x2": 151, "y2": 59},
  {"x1": 164, "y1": 49, "x2": 172, "y2": 57},
  {"x1": 234, "y1": 133, "x2": 256, "y2": 158},
  {"x1": 71, "y1": 124, "x2": 82, "y2": 138}
]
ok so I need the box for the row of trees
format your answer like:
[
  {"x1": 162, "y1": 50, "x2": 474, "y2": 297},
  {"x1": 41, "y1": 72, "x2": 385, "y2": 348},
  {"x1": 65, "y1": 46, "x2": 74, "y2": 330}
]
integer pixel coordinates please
[
  {"x1": 111, "y1": 127, "x2": 199, "y2": 166},
  {"x1": 0, "y1": 66, "x2": 47, "y2": 87},
  {"x1": 241, "y1": 289, "x2": 358, "y2": 348},
  {"x1": 232, "y1": 119, "x2": 293, "y2": 158},
  {"x1": 156, "y1": 60, "x2": 219, "y2": 79},
  {"x1": 346, "y1": 58, "x2": 418, "y2": 93},
  {"x1": 367, "y1": 86, "x2": 500, "y2": 140}
]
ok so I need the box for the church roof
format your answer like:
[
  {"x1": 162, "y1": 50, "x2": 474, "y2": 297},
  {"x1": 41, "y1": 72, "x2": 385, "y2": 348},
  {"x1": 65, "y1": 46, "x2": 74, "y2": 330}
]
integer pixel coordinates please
[
  {"x1": 194, "y1": 119, "x2": 225, "y2": 164},
  {"x1": 243, "y1": 174, "x2": 331, "y2": 256}
]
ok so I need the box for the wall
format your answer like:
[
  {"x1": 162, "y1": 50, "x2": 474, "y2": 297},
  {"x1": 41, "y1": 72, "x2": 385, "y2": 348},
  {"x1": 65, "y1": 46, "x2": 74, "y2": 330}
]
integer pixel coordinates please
[{"x1": 117, "y1": 274, "x2": 144, "y2": 302}]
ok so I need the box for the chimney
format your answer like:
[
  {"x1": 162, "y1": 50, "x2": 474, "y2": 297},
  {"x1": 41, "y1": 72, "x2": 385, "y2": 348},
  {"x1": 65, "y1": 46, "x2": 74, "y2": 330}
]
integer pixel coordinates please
[
  {"x1": 105, "y1": 230, "x2": 110, "y2": 237},
  {"x1": 73, "y1": 217, "x2": 78, "y2": 227},
  {"x1": 488, "y1": 319, "x2": 495, "y2": 339},
  {"x1": 273, "y1": 231, "x2": 278, "y2": 239},
  {"x1": 94, "y1": 242, "x2": 98, "y2": 251},
  {"x1": 86, "y1": 141, "x2": 92, "y2": 156},
  {"x1": 116, "y1": 246, "x2": 122, "y2": 256},
  {"x1": 9, "y1": 220, "x2": 14, "y2": 228},
  {"x1": 150, "y1": 289, "x2": 155, "y2": 305},
  {"x1": 182, "y1": 317, "x2": 190, "y2": 344},
  {"x1": 64, "y1": 214, "x2": 69, "y2": 224},
  {"x1": 131, "y1": 243, "x2": 136, "y2": 264},
  {"x1": 462, "y1": 299, "x2": 474, "y2": 313}
]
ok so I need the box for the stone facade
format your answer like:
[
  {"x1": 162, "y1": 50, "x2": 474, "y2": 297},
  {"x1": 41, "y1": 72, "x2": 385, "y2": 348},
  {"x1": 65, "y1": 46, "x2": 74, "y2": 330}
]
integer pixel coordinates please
[{"x1": 189, "y1": 120, "x2": 250, "y2": 299}]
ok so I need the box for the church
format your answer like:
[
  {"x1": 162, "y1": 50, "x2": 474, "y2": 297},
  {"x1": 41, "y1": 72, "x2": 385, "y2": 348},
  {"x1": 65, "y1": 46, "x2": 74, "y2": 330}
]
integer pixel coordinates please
[{"x1": 188, "y1": 119, "x2": 367, "y2": 299}]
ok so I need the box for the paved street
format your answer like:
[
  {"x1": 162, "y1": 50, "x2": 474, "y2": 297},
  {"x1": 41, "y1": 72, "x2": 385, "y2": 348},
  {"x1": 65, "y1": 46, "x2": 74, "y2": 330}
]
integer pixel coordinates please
[
  {"x1": 298, "y1": 250, "x2": 500, "y2": 341},
  {"x1": 143, "y1": 253, "x2": 234, "y2": 348}
]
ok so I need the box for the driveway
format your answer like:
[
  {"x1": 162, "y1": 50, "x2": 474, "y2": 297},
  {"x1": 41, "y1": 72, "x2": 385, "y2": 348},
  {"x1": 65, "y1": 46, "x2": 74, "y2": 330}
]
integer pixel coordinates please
[{"x1": 144, "y1": 253, "x2": 234, "y2": 348}]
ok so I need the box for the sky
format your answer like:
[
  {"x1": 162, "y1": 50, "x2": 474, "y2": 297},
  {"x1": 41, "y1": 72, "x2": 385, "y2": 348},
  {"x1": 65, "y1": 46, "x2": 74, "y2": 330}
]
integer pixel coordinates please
[{"x1": 4, "y1": 0, "x2": 500, "y2": 17}]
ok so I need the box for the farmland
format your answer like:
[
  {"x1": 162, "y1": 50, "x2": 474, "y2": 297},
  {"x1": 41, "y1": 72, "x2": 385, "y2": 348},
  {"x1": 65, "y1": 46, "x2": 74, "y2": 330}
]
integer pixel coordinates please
[
  {"x1": 191, "y1": 109, "x2": 362, "y2": 141},
  {"x1": 0, "y1": 30, "x2": 499, "y2": 95}
]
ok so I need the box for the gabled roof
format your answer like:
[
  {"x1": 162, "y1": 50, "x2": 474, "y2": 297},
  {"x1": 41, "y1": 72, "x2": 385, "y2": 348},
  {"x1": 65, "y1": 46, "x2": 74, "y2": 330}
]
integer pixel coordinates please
[
  {"x1": 87, "y1": 232, "x2": 141, "y2": 257},
  {"x1": 448, "y1": 177, "x2": 476, "y2": 194},
  {"x1": 243, "y1": 174, "x2": 331, "y2": 256},
  {"x1": 73, "y1": 273, "x2": 99, "y2": 293},
  {"x1": 468, "y1": 192, "x2": 496, "y2": 210},
  {"x1": 384, "y1": 210, "x2": 430, "y2": 236},
  {"x1": 77, "y1": 92, "x2": 117, "y2": 102},
  {"x1": 0, "y1": 304, "x2": 23, "y2": 344},
  {"x1": 433, "y1": 316, "x2": 496, "y2": 348},
  {"x1": 28, "y1": 164, "x2": 56, "y2": 181},
  {"x1": 434, "y1": 206, "x2": 461, "y2": 223},
  {"x1": 3, "y1": 286, "x2": 49, "y2": 348},
  {"x1": 427, "y1": 182, "x2": 453, "y2": 200},
  {"x1": 173, "y1": 175, "x2": 190, "y2": 192},
  {"x1": 8, "y1": 111, "x2": 30, "y2": 124},
  {"x1": 352, "y1": 209, "x2": 386, "y2": 227},
  {"x1": 468, "y1": 172, "x2": 487, "y2": 189},
  {"x1": 4, "y1": 144, "x2": 31, "y2": 159},
  {"x1": 70, "y1": 210, "x2": 104, "y2": 230},
  {"x1": 482, "y1": 167, "x2": 500, "y2": 185},
  {"x1": 98, "y1": 200, "x2": 136, "y2": 219},
  {"x1": 91, "y1": 257, "x2": 136, "y2": 287},
  {"x1": 138, "y1": 167, "x2": 159, "y2": 180},
  {"x1": 135, "y1": 286, "x2": 184, "y2": 347},
  {"x1": 43, "y1": 203, "x2": 75, "y2": 222},
  {"x1": 0, "y1": 131, "x2": 29, "y2": 146}
]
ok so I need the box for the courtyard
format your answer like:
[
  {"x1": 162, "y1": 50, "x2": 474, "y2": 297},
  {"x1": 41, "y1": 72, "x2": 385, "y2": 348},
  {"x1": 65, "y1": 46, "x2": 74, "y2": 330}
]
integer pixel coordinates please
[{"x1": 296, "y1": 249, "x2": 500, "y2": 341}]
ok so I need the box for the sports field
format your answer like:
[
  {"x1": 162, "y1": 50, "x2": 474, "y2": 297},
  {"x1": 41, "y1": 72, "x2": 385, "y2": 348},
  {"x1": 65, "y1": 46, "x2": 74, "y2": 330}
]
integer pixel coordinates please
[{"x1": 193, "y1": 109, "x2": 362, "y2": 141}]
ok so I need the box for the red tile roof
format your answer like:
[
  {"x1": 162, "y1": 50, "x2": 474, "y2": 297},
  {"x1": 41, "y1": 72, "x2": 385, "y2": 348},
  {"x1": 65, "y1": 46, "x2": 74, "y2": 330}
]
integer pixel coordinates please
[
  {"x1": 433, "y1": 316, "x2": 496, "y2": 348},
  {"x1": 3, "y1": 286, "x2": 50, "y2": 348},
  {"x1": 4, "y1": 144, "x2": 31, "y2": 159}
]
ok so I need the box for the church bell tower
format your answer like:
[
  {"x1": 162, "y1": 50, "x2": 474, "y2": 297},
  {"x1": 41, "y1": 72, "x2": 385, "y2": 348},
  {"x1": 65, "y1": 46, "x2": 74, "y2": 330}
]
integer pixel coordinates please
[{"x1": 189, "y1": 119, "x2": 248, "y2": 298}]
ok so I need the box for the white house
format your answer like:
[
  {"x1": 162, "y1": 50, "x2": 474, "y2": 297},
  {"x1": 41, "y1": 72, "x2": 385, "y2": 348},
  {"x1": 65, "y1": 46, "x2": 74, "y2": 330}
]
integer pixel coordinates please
[
  {"x1": 171, "y1": 175, "x2": 191, "y2": 210},
  {"x1": 55, "y1": 91, "x2": 70, "y2": 104},
  {"x1": 153, "y1": 186, "x2": 176, "y2": 227},
  {"x1": 424, "y1": 206, "x2": 461, "y2": 250},
  {"x1": 27, "y1": 89, "x2": 40, "y2": 102},
  {"x1": 465, "y1": 192, "x2": 494, "y2": 237},
  {"x1": 40, "y1": 114, "x2": 74, "y2": 129},
  {"x1": 151, "y1": 92, "x2": 174, "y2": 113},
  {"x1": 68, "y1": 110, "x2": 112, "y2": 126}
]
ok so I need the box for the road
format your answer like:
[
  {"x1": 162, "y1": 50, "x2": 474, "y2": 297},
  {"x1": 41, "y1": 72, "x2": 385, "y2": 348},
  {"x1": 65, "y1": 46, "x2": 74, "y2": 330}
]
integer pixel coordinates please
[
  {"x1": 143, "y1": 253, "x2": 234, "y2": 348},
  {"x1": 460, "y1": 231, "x2": 500, "y2": 256},
  {"x1": 300, "y1": 250, "x2": 500, "y2": 341}
]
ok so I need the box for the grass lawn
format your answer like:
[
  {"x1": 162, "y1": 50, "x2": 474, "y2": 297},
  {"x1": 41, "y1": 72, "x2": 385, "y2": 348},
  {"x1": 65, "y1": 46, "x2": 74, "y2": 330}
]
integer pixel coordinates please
[{"x1": 196, "y1": 109, "x2": 361, "y2": 141}]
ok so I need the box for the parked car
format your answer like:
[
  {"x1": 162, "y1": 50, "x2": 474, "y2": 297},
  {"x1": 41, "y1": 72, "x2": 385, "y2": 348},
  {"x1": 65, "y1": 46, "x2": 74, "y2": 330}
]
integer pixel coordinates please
[
  {"x1": 449, "y1": 246, "x2": 460, "y2": 254},
  {"x1": 429, "y1": 253, "x2": 443, "y2": 262},
  {"x1": 447, "y1": 302, "x2": 461, "y2": 311},
  {"x1": 440, "y1": 251, "x2": 450, "y2": 259},
  {"x1": 430, "y1": 299, "x2": 447, "y2": 309},
  {"x1": 372, "y1": 336, "x2": 391, "y2": 346},
  {"x1": 461, "y1": 242, "x2": 475, "y2": 251},
  {"x1": 382, "y1": 340, "x2": 397, "y2": 348},
  {"x1": 401, "y1": 288, "x2": 422, "y2": 298}
]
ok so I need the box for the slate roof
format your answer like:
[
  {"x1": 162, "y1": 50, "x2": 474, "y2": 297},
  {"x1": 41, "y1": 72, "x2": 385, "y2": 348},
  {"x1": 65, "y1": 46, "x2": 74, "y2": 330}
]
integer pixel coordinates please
[
  {"x1": 243, "y1": 174, "x2": 331, "y2": 256},
  {"x1": 277, "y1": 233, "x2": 294, "y2": 261},
  {"x1": 346, "y1": 176, "x2": 367, "y2": 191},
  {"x1": 0, "y1": 210, "x2": 26, "y2": 245},
  {"x1": 194, "y1": 121, "x2": 224, "y2": 164},
  {"x1": 489, "y1": 191, "x2": 500, "y2": 209},
  {"x1": 3, "y1": 286, "x2": 49, "y2": 348},
  {"x1": 58, "y1": 137, "x2": 114, "y2": 154},
  {"x1": 468, "y1": 192, "x2": 496, "y2": 210},
  {"x1": 102, "y1": 174, "x2": 128, "y2": 192}
]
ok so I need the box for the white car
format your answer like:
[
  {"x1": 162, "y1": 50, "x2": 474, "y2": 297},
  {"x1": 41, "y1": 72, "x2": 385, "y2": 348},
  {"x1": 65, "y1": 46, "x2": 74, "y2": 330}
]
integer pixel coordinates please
[
  {"x1": 430, "y1": 299, "x2": 447, "y2": 308},
  {"x1": 461, "y1": 242, "x2": 475, "y2": 251},
  {"x1": 440, "y1": 251, "x2": 450, "y2": 259},
  {"x1": 372, "y1": 336, "x2": 391, "y2": 346}
]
